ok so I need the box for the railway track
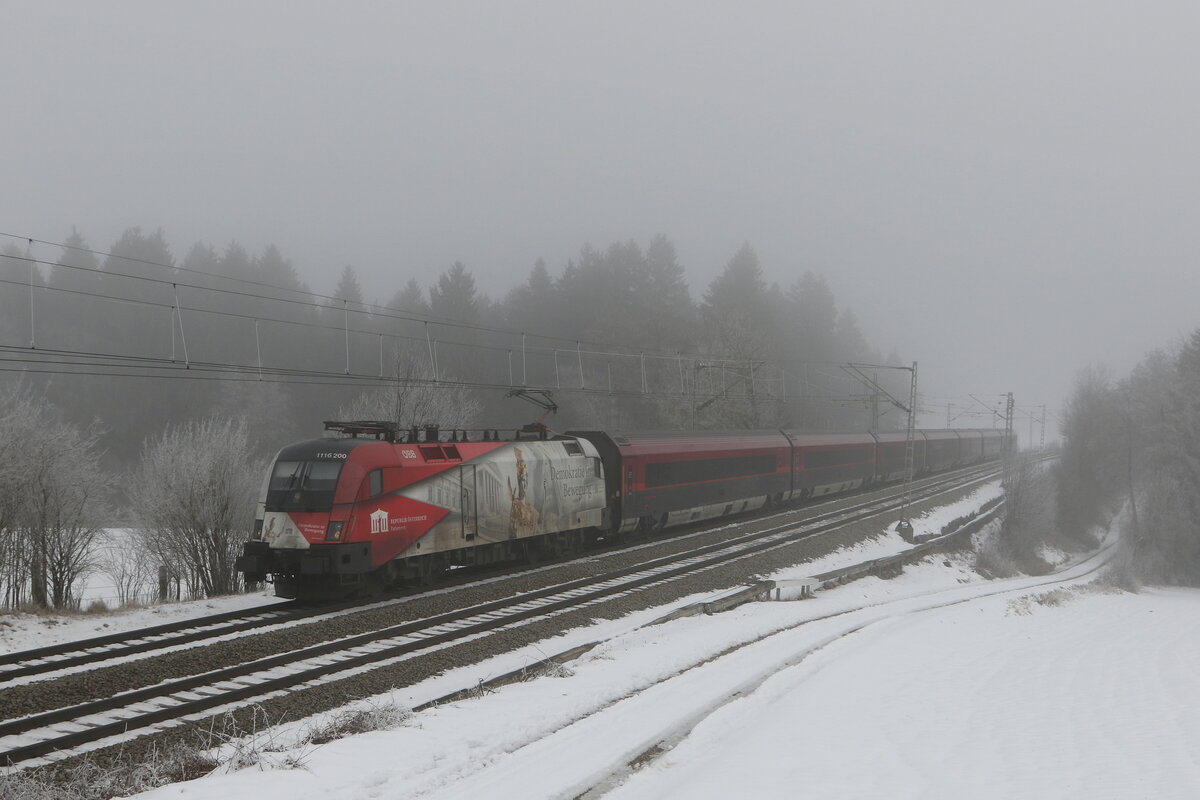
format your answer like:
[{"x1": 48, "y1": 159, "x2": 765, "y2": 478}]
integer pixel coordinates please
[
  {"x1": 0, "y1": 602, "x2": 302, "y2": 683},
  {"x1": 0, "y1": 463, "x2": 1002, "y2": 770},
  {"x1": 0, "y1": 462, "x2": 998, "y2": 685}
]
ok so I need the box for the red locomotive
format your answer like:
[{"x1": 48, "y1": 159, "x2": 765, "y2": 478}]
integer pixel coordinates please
[{"x1": 236, "y1": 421, "x2": 1011, "y2": 599}]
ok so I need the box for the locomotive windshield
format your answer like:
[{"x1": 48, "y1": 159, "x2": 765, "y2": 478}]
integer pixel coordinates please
[{"x1": 265, "y1": 459, "x2": 343, "y2": 512}]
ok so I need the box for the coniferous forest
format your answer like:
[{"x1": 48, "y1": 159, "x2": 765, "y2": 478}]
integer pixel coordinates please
[{"x1": 0, "y1": 227, "x2": 902, "y2": 470}]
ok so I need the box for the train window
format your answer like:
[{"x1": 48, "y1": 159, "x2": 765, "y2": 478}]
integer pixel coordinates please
[
  {"x1": 563, "y1": 441, "x2": 583, "y2": 456},
  {"x1": 645, "y1": 455, "x2": 777, "y2": 488},
  {"x1": 266, "y1": 460, "x2": 342, "y2": 511},
  {"x1": 269, "y1": 460, "x2": 303, "y2": 491},
  {"x1": 368, "y1": 469, "x2": 383, "y2": 498},
  {"x1": 803, "y1": 449, "x2": 870, "y2": 469}
]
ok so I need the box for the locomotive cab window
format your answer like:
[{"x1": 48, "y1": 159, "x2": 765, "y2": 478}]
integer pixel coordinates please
[{"x1": 266, "y1": 460, "x2": 343, "y2": 512}]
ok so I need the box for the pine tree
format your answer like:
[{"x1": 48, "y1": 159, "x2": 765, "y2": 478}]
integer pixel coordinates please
[
  {"x1": 389, "y1": 278, "x2": 430, "y2": 315},
  {"x1": 0, "y1": 243, "x2": 39, "y2": 348},
  {"x1": 430, "y1": 261, "x2": 480, "y2": 325},
  {"x1": 333, "y1": 265, "x2": 364, "y2": 307},
  {"x1": 47, "y1": 228, "x2": 99, "y2": 296}
]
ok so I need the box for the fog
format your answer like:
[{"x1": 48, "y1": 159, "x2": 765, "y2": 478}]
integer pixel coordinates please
[{"x1": 5, "y1": 1, "x2": 1200, "y2": 444}]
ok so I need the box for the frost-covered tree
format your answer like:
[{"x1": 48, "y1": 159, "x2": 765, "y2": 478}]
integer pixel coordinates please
[
  {"x1": 1057, "y1": 364, "x2": 1121, "y2": 539},
  {"x1": 1055, "y1": 331, "x2": 1200, "y2": 586},
  {"x1": 98, "y1": 531, "x2": 155, "y2": 607},
  {"x1": 24, "y1": 421, "x2": 110, "y2": 608},
  {"x1": 129, "y1": 417, "x2": 267, "y2": 598},
  {"x1": 0, "y1": 383, "x2": 39, "y2": 606},
  {"x1": 337, "y1": 345, "x2": 481, "y2": 430},
  {"x1": 0, "y1": 382, "x2": 109, "y2": 609}
]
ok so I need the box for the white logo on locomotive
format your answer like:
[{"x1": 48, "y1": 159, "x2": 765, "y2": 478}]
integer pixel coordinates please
[{"x1": 370, "y1": 509, "x2": 389, "y2": 534}]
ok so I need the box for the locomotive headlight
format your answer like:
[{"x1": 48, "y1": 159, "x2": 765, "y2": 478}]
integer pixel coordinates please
[{"x1": 325, "y1": 521, "x2": 345, "y2": 541}]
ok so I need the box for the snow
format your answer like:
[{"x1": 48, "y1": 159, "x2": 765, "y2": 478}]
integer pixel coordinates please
[
  {"x1": 607, "y1": 585, "x2": 1200, "y2": 800},
  {"x1": 0, "y1": 587, "x2": 283, "y2": 656},
  {"x1": 13, "y1": 485, "x2": 1200, "y2": 798}
]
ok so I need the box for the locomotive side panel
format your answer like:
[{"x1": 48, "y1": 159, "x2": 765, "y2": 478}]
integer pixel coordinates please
[{"x1": 394, "y1": 438, "x2": 606, "y2": 556}]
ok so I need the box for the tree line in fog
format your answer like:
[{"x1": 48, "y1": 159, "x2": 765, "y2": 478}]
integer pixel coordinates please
[
  {"x1": 1057, "y1": 330, "x2": 1200, "y2": 586},
  {"x1": 1, "y1": 227, "x2": 904, "y2": 470}
]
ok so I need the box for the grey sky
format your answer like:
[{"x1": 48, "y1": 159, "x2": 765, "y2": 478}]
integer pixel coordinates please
[{"x1": 5, "y1": 1, "x2": 1199, "y2": 440}]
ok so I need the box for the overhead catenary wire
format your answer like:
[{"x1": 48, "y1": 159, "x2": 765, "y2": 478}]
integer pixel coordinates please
[
  {"x1": 0, "y1": 270, "x2": 803, "y2": 409},
  {"x1": 0, "y1": 265, "x2": 784, "y2": 381},
  {"x1": 0, "y1": 229, "x2": 951, "y2": 417},
  {"x1": 0, "y1": 342, "x2": 800, "y2": 404},
  {"x1": 26, "y1": 238, "x2": 36, "y2": 349},
  {"x1": 0, "y1": 230, "x2": 903, "y2": 378},
  {"x1": 1, "y1": 231, "x2": 710, "y2": 359}
]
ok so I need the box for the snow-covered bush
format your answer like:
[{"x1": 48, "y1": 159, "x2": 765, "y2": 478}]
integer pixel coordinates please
[
  {"x1": 128, "y1": 417, "x2": 266, "y2": 598},
  {"x1": 0, "y1": 381, "x2": 110, "y2": 609}
]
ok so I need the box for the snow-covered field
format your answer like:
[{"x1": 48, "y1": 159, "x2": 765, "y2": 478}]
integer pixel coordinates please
[{"x1": 9, "y1": 485, "x2": 1200, "y2": 798}]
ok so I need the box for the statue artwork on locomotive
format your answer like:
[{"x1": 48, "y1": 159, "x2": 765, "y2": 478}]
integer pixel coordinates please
[
  {"x1": 393, "y1": 438, "x2": 606, "y2": 557},
  {"x1": 506, "y1": 447, "x2": 539, "y2": 539}
]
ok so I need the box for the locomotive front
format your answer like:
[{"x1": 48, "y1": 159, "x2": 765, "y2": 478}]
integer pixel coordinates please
[
  {"x1": 235, "y1": 436, "x2": 383, "y2": 598},
  {"x1": 236, "y1": 425, "x2": 611, "y2": 599}
]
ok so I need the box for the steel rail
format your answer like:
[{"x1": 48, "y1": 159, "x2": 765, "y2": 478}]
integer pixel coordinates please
[
  {"x1": 0, "y1": 603, "x2": 302, "y2": 681},
  {"x1": 0, "y1": 465, "x2": 1000, "y2": 768},
  {"x1": 0, "y1": 463, "x2": 997, "y2": 684}
]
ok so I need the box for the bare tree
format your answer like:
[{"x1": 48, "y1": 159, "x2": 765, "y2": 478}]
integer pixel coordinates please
[
  {"x1": 1056, "y1": 333, "x2": 1200, "y2": 587},
  {"x1": 97, "y1": 530, "x2": 155, "y2": 606},
  {"x1": 338, "y1": 344, "x2": 482, "y2": 430},
  {"x1": 129, "y1": 417, "x2": 267, "y2": 598},
  {"x1": 0, "y1": 382, "x2": 39, "y2": 607},
  {"x1": 994, "y1": 454, "x2": 1067, "y2": 573},
  {"x1": 23, "y1": 422, "x2": 111, "y2": 608},
  {"x1": 1056, "y1": 364, "x2": 1121, "y2": 539},
  {"x1": 0, "y1": 382, "x2": 110, "y2": 609}
]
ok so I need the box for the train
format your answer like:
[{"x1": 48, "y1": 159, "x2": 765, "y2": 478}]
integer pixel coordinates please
[{"x1": 236, "y1": 421, "x2": 1013, "y2": 599}]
